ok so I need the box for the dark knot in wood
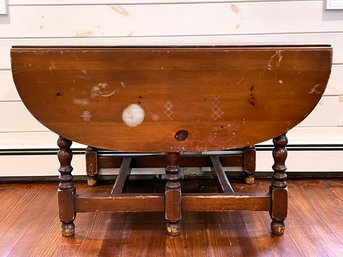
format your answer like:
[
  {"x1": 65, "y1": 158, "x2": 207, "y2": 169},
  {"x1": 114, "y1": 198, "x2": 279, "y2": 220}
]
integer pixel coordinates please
[{"x1": 175, "y1": 130, "x2": 188, "y2": 141}]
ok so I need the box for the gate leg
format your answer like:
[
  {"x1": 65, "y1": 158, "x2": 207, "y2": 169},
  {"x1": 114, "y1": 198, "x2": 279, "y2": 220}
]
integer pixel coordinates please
[
  {"x1": 270, "y1": 134, "x2": 288, "y2": 235},
  {"x1": 57, "y1": 136, "x2": 75, "y2": 237},
  {"x1": 165, "y1": 152, "x2": 182, "y2": 236}
]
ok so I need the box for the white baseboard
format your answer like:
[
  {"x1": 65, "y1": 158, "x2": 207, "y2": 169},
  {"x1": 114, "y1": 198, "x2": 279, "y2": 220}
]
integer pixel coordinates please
[{"x1": 0, "y1": 149, "x2": 342, "y2": 177}]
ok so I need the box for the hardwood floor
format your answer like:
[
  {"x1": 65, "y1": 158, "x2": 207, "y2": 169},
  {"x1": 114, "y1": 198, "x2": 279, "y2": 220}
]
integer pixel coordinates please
[{"x1": 0, "y1": 178, "x2": 342, "y2": 257}]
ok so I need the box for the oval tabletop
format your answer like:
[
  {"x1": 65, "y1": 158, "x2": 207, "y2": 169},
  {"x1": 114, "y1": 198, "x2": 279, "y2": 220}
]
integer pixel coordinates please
[{"x1": 11, "y1": 46, "x2": 332, "y2": 152}]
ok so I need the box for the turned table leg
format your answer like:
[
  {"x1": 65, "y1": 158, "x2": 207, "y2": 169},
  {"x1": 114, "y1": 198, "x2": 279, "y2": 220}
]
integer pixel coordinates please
[
  {"x1": 270, "y1": 133, "x2": 288, "y2": 235},
  {"x1": 57, "y1": 136, "x2": 76, "y2": 237},
  {"x1": 85, "y1": 146, "x2": 98, "y2": 186},
  {"x1": 165, "y1": 152, "x2": 182, "y2": 236}
]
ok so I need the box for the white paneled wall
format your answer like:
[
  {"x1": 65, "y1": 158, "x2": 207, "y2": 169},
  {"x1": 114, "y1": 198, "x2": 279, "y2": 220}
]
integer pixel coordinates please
[{"x1": 1, "y1": 0, "x2": 343, "y2": 175}]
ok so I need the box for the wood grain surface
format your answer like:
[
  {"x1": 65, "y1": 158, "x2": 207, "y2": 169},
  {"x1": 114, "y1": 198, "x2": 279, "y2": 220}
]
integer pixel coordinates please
[
  {"x1": 0, "y1": 179, "x2": 342, "y2": 257},
  {"x1": 11, "y1": 46, "x2": 332, "y2": 152}
]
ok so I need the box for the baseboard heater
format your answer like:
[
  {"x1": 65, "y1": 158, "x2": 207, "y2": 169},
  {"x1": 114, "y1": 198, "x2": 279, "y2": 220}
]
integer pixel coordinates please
[
  {"x1": 0, "y1": 145, "x2": 342, "y2": 181},
  {"x1": 1, "y1": 144, "x2": 343, "y2": 155}
]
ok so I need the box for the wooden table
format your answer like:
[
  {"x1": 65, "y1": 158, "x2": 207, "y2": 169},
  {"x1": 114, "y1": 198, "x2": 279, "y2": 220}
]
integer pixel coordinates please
[{"x1": 11, "y1": 45, "x2": 332, "y2": 237}]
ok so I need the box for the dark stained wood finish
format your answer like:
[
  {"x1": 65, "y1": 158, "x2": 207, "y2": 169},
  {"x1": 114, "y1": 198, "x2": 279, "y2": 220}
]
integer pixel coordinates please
[
  {"x1": 85, "y1": 146, "x2": 98, "y2": 186},
  {"x1": 210, "y1": 156, "x2": 234, "y2": 193},
  {"x1": 74, "y1": 193, "x2": 270, "y2": 213},
  {"x1": 75, "y1": 194, "x2": 165, "y2": 212},
  {"x1": 10, "y1": 45, "x2": 331, "y2": 238},
  {"x1": 165, "y1": 152, "x2": 182, "y2": 236},
  {"x1": 0, "y1": 179, "x2": 342, "y2": 257},
  {"x1": 57, "y1": 136, "x2": 76, "y2": 237},
  {"x1": 11, "y1": 46, "x2": 332, "y2": 152},
  {"x1": 96, "y1": 152, "x2": 244, "y2": 168},
  {"x1": 270, "y1": 134, "x2": 288, "y2": 235},
  {"x1": 182, "y1": 193, "x2": 270, "y2": 211},
  {"x1": 110, "y1": 157, "x2": 132, "y2": 194},
  {"x1": 244, "y1": 146, "x2": 256, "y2": 184},
  {"x1": 85, "y1": 149, "x2": 251, "y2": 187}
]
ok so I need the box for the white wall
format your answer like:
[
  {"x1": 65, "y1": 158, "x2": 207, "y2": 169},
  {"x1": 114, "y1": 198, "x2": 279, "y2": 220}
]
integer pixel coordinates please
[{"x1": 1, "y1": 0, "x2": 343, "y2": 176}]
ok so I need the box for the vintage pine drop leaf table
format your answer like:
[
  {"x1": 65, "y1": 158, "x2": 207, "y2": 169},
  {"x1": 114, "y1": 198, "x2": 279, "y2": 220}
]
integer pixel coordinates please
[{"x1": 11, "y1": 45, "x2": 332, "y2": 237}]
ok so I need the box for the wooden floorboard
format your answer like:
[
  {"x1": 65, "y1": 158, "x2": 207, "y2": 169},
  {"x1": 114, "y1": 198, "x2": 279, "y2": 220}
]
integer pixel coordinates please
[{"x1": 0, "y1": 178, "x2": 342, "y2": 257}]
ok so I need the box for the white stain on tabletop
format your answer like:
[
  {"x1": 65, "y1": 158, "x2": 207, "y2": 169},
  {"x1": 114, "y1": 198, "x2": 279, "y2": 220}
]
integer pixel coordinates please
[
  {"x1": 151, "y1": 113, "x2": 160, "y2": 121},
  {"x1": 259, "y1": 50, "x2": 284, "y2": 84},
  {"x1": 164, "y1": 101, "x2": 174, "y2": 120},
  {"x1": 236, "y1": 77, "x2": 244, "y2": 85},
  {"x1": 91, "y1": 83, "x2": 116, "y2": 98},
  {"x1": 267, "y1": 50, "x2": 283, "y2": 70},
  {"x1": 81, "y1": 110, "x2": 92, "y2": 122},
  {"x1": 48, "y1": 61, "x2": 56, "y2": 71},
  {"x1": 73, "y1": 98, "x2": 89, "y2": 106},
  {"x1": 309, "y1": 84, "x2": 321, "y2": 94},
  {"x1": 122, "y1": 104, "x2": 145, "y2": 127},
  {"x1": 211, "y1": 96, "x2": 224, "y2": 120}
]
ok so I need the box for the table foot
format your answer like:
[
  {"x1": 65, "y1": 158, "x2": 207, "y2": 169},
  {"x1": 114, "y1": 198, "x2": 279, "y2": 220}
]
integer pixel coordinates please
[
  {"x1": 61, "y1": 222, "x2": 75, "y2": 237},
  {"x1": 245, "y1": 176, "x2": 255, "y2": 185},
  {"x1": 271, "y1": 220, "x2": 285, "y2": 235},
  {"x1": 166, "y1": 221, "x2": 181, "y2": 236},
  {"x1": 87, "y1": 176, "x2": 97, "y2": 187}
]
